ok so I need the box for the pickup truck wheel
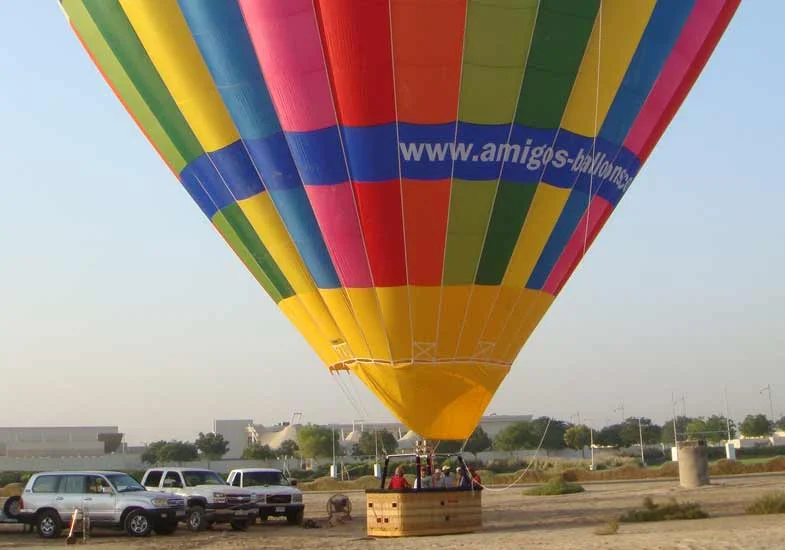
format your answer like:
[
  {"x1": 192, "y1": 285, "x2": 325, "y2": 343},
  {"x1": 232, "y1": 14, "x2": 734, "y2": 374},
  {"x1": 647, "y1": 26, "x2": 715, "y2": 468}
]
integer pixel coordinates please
[
  {"x1": 36, "y1": 510, "x2": 62, "y2": 539},
  {"x1": 286, "y1": 509, "x2": 304, "y2": 525},
  {"x1": 186, "y1": 506, "x2": 207, "y2": 532},
  {"x1": 3, "y1": 496, "x2": 20, "y2": 519},
  {"x1": 230, "y1": 519, "x2": 250, "y2": 531},
  {"x1": 125, "y1": 510, "x2": 152, "y2": 537},
  {"x1": 153, "y1": 520, "x2": 178, "y2": 535}
]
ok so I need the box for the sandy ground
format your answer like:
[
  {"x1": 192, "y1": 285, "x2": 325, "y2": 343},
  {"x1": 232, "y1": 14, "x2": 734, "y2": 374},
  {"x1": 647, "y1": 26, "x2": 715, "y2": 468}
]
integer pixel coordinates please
[{"x1": 2, "y1": 474, "x2": 785, "y2": 549}]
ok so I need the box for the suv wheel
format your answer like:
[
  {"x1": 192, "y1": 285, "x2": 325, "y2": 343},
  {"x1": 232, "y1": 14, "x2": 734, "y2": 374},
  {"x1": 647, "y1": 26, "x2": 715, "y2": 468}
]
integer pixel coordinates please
[
  {"x1": 3, "y1": 496, "x2": 21, "y2": 519},
  {"x1": 186, "y1": 505, "x2": 207, "y2": 531},
  {"x1": 36, "y1": 510, "x2": 62, "y2": 539},
  {"x1": 125, "y1": 510, "x2": 152, "y2": 537}
]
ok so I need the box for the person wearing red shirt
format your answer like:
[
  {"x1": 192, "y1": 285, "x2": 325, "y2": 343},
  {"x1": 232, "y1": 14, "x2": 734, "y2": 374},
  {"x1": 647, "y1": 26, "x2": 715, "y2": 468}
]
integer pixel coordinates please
[{"x1": 388, "y1": 466, "x2": 411, "y2": 489}]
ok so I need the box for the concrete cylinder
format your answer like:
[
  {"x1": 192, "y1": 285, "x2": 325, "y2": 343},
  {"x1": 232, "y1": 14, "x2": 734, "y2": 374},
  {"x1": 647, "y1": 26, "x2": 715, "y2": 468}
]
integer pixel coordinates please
[{"x1": 678, "y1": 440, "x2": 710, "y2": 488}]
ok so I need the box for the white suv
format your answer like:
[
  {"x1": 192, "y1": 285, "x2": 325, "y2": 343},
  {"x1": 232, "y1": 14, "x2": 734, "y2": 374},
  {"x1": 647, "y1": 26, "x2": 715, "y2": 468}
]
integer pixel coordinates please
[{"x1": 17, "y1": 471, "x2": 185, "y2": 538}]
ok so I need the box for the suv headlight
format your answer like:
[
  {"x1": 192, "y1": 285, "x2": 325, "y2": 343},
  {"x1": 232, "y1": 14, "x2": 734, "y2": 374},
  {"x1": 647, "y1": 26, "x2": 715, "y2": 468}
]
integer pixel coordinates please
[
  {"x1": 293, "y1": 493, "x2": 303, "y2": 503},
  {"x1": 151, "y1": 497, "x2": 169, "y2": 507},
  {"x1": 213, "y1": 492, "x2": 226, "y2": 504}
]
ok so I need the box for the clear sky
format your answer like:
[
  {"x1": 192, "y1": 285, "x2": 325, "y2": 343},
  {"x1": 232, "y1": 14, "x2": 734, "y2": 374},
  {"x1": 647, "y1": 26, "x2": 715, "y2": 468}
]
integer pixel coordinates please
[{"x1": 0, "y1": 3, "x2": 782, "y2": 445}]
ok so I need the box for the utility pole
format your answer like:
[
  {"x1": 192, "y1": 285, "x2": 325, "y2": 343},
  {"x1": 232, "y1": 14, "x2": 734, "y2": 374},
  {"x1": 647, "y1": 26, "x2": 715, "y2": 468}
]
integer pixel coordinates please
[
  {"x1": 671, "y1": 392, "x2": 679, "y2": 448},
  {"x1": 331, "y1": 424, "x2": 336, "y2": 478},
  {"x1": 724, "y1": 386, "x2": 732, "y2": 441},
  {"x1": 638, "y1": 417, "x2": 646, "y2": 466},
  {"x1": 760, "y1": 385, "x2": 775, "y2": 430},
  {"x1": 584, "y1": 418, "x2": 596, "y2": 471}
]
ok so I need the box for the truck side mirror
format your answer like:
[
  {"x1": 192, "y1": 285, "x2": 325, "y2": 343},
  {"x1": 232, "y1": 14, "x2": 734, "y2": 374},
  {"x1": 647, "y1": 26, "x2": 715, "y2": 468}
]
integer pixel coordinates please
[{"x1": 290, "y1": 479, "x2": 298, "y2": 487}]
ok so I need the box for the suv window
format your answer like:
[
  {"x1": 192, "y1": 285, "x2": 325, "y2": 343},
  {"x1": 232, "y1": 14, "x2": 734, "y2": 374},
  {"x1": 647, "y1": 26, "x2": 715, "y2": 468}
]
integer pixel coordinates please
[
  {"x1": 86, "y1": 475, "x2": 112, "y2": 494},
  {"x1": 62, "y1": 475, "x2": 86, "y2": 494},
  {"x1": 163, "y1": 472, "x2": 183, "y2": 488},
  {"x1": 32, "y1": 475, "x2": 60, "y2": 493},
  {"x1": 144, "y1": 470, "x2": 163, "y2": 487}
]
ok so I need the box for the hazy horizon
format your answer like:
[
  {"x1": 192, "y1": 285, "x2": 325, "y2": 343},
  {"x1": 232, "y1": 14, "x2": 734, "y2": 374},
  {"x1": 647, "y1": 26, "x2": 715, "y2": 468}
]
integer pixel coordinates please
[{"x1": 1, "y1": 3, "x2": 782, "y2": 447}]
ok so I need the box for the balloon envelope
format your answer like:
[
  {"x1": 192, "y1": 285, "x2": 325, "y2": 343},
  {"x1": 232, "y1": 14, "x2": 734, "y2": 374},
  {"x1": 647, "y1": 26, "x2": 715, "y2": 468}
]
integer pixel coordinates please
[{"x1": 60, "y1": 0, "x2": 739, "y2": 439}]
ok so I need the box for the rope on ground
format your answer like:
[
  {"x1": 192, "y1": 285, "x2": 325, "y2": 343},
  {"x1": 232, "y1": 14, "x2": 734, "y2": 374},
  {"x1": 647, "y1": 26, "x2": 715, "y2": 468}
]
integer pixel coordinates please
[{"x1": 475, "y1": 416, "x2": 552, "y2": 493}]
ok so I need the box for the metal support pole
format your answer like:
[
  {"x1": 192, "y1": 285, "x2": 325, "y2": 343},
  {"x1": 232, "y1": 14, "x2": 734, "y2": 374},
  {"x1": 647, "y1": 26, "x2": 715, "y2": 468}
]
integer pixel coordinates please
[
  {"x1": 415, "y1": 454, "x2": 421, "y2": 490},
  {"x1": 590, "y1": 428, "x2": 595, "y2": 471},
  {"x1": 638, "y1": 418, "x2": 646, "y2": 466},
  {"x1": 380, "y1": 456, "x2": 390, "y2": 489}
]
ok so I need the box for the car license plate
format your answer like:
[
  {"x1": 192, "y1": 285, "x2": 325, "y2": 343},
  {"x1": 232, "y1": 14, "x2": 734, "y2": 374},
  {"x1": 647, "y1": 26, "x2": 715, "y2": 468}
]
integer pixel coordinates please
[
  {"x1": 275, "y1": 507, "x2": 285, "y2": 513},
  {"x1": 161, "y1": 512, "x2": 168, "y2": 518}
]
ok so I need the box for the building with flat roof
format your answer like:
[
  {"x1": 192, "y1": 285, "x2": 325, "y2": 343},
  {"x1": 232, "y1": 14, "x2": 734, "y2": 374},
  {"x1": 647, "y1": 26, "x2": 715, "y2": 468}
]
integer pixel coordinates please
[{"x1": 0, "y1": 426, "x2": 123, "y2": 457}]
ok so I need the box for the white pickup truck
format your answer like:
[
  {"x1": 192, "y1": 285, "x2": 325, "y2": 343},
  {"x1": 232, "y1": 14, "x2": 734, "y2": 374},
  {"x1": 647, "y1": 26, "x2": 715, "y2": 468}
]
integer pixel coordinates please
[
  {"x1": 141, "y1": 467, "x2": 258, "y2": 531},
  {"x1": 227, "y1": 468, "x2": 304, "y2": 524}
]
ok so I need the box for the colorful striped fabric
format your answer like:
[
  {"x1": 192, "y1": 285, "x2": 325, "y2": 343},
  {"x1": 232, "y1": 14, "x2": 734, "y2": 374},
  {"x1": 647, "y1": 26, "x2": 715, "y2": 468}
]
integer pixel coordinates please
[{"x1": 60, "y1": 0, "x2": 740, "y2": 440}]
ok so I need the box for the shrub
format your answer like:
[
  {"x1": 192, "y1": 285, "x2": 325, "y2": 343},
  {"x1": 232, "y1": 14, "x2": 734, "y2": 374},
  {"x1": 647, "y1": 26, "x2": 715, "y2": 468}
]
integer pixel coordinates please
[
  {"x1": 746, "y1": 491, "x2": 785, "y2": 515},
  {"x1": 594, "y1": 519, "x2": 619, "y2": 535},
  {"x1": 524, "y1": 476, "x2": 585, "y2": 496},
  {"x1": 710, "y1": 459, "x2": 747, "y2": 476},
  {"x1": 619, "y1": 497, "x2": 708, "y2": 522}
]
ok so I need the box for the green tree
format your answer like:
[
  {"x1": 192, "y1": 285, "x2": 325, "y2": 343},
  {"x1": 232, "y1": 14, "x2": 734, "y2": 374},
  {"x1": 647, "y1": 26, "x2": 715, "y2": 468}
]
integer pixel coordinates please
[
  {"x1": 434, "y1": 427, "x2": 493, "y2": 455},
  {"x1": 195, "y1": 432, "x2": 229, "y2": 461},
  {"x1": 706, "y1": 415, "x2": 736, "y2": 440},
  {"x1": 158, "y1": 441, "x2": 198, "y2": 463},
  {"x1": 298, "y1": 425, "x2": 342, "y2": 459},
  {"x1": 242, "y1": 444, "x2": 276, "y2": 460},
  {"x1": 277, "y1": 439, "x2": 299, "y2": 457},
  {"x1": 435, "y1": 439, "x2": 463, "y2": 453},
  {"x1": 685, "y1": 416, "x2": 735, "y2": 442},
  {"x1": 660, "y1": 416, "x2": 694, "y2": 445},
  {"x1": 463, "y1": 427, "x2": 493, "y2": 455},
  {"x1": 493, "y1": 422, "x2": 536, "y2": 451},
  {"x1": 617, "y1": 418, "x2": 661, "y2": 446},
  {"x1": 776, "y1": 416, "x2": 785, "y2": 431},
  {"x1": 355, "y1": 430, "x2": 398, "y2": 456},
  {"x1": 740, "y1": 414, "x2": 772, "y2": 437},
  {"x1": 141, "y1": 440, "x2": 167, "y2": 465},
  {"x1": 532, "y1": 417, "x2": 567, "y2": 451},
  {"x1": 685, "y1": 418, "x2": 708, "y2": 440},
  {"x1": 595, "y1": 425, "x2": 623, "y2": 447},
  {"x1": 564, "y1": 425, "x2": 592, "y2": 458}
]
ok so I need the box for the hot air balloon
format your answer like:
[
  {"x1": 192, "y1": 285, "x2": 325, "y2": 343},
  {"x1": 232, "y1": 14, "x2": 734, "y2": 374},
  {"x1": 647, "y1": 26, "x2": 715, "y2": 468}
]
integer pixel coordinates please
[{"x1": 59, "y1": 0, "x2": 740, "y2": 443}]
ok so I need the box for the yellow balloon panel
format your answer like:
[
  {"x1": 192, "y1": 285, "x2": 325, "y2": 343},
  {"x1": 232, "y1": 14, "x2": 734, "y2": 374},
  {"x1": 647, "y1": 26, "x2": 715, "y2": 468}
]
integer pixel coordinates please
[{"x1": 350, "y1": 360, "x2": 510, "y2": 441}]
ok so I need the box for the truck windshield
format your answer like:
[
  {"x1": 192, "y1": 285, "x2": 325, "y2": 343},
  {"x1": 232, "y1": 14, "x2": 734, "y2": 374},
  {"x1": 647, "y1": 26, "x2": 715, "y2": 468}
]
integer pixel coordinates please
[
  {"x1": 106, "y1": 474, "x2": 146, "y2": 493},
  {"x1": 244, "y1": 471, "x2": 289, "y2": 486},
  {"x1": 183, "y1": 470, "x2": 228, "y2": 487}
]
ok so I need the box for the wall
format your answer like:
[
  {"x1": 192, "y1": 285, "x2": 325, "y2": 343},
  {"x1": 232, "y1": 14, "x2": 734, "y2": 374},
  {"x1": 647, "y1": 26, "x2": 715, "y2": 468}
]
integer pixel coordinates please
[{"x1": 0, "y1": 455, "x2": 291, "y2": 475}]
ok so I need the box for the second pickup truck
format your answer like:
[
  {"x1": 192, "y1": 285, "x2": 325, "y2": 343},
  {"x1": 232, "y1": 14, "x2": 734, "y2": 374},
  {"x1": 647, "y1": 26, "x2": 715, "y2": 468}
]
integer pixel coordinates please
[{"x1": 141, "y1": 467, "x2": 258, "y2": 531}]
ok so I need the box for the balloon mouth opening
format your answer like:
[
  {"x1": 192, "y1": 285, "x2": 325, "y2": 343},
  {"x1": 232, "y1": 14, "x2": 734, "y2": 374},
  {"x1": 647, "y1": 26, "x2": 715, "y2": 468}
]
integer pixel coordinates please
[{"x1": 327, "y1": 358, "x2": 511, "y2": 373}]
